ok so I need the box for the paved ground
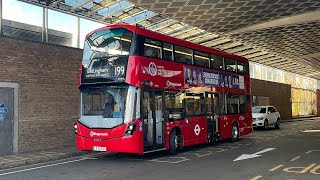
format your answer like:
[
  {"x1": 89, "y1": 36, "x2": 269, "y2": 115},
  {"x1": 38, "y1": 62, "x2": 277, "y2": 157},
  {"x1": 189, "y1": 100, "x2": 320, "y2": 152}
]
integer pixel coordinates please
[
  {"x1": 0, "y1": 119, "x2": 319, "y2": 180},
  {"x1": 0, "y1": 147, "x2": 89, "y2": 170}
]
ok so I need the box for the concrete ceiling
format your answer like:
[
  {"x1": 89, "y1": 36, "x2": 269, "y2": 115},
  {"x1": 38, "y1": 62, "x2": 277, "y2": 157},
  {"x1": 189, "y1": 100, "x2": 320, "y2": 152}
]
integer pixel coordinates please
[
  {"x1": 19, "y1": 0, "x2": 320, "y2": 79},
  {"x1": 128, "y1": 0, "x2": 320, "y2": 79}
]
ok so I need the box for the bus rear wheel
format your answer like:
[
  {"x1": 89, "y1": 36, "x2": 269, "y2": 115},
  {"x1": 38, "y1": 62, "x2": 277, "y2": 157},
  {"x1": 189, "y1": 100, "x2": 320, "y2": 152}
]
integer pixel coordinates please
[
  {"x1": 231, "y1": 122, "x2": 239, "y2": 142},
  {"x1": 169, "y1": 129, "x2": 178, "y2": 155}
]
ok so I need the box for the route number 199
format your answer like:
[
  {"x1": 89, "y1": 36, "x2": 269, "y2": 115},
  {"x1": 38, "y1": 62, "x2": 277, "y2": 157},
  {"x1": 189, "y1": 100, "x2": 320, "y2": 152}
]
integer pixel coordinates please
[{"x1": 115, "y1": 66, "x2": 125, "y2": 76}]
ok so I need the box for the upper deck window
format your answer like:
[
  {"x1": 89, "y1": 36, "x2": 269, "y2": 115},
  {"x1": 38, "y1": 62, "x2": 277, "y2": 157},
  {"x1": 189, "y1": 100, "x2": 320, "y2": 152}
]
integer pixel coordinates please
[
  {"x1": 144, "y1": 38, "x2": 162, "y2": 59},
  {"x1": 83, "y1": 28, "x2": 132, "y2": 62},
  {"x1": 224, "y1": 58, "x2": 237, "y2": 72},
  {"x1": 194, "y1": 51, "x2": 210, "y2": 68},
  {"x1": 210, "y1": 54, "x2": 224, "y2": 70},
  {"x1": 237, "y1": 61, "x2": 249, "y2": 74},
  {"x1": 175, "y1": 45, "x2": 193, "y2": 65},
  {"x1": 163, "y1": 42, "x2": 174, "y2": 61}
]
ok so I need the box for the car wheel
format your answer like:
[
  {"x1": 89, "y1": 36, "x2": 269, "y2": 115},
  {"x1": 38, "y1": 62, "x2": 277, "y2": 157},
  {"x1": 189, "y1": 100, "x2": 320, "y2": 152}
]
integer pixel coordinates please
[
  {"x1": 169, "y1": 129, "x2": 178, "y2": 155},
  {"x1": 231, "y1": 122, "x2": 239, "y2": 142},
  {"x1": 275, "y1": 118, "x2": 280, "y2": 129},
  {"x1": 264, "y1": 119, "x2": 268, "y2": 130}
]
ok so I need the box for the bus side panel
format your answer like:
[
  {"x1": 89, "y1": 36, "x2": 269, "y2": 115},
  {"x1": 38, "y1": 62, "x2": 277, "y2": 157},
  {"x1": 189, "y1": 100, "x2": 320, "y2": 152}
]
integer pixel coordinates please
[
  {"x1": 219, "y1": 116, "x2": 231, "y2": 140},
  {"x1": 185, "y1": 116, "x2": 207, "y2": 145},
  {"x1": 179, "y1": 117, "x2": 200, "y2": 147},
  {"x1": 164, "y1": 122, "x2": 185, "y2": 150},
  {"x1": 199, "y1": 117, "x2": 208, "y2": 144},
  {"x1": 126, "y1": 56, "x2": 142, "y2": 88},
  {"x1": 239, "y1": 113, "x2": 253, "y2": 136},
  {"x1": 245, "y1": 76, "x2": 251, "y2": 94},
  {"x1": 164, "y1": 121, "x2": 193, "y2": 149},
  {"x1": 220, "y1": 114, "x2": 253, "y2": 140},
  {"x1": 165, "y1": 116, "x2": 208, "y2": 148}
]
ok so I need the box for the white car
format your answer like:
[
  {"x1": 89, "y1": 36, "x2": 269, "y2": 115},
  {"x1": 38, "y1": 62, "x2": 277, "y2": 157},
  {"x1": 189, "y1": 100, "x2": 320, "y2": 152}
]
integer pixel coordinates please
[{"x1": 252, "y1": 106, "x2": 280, "y2": 129}]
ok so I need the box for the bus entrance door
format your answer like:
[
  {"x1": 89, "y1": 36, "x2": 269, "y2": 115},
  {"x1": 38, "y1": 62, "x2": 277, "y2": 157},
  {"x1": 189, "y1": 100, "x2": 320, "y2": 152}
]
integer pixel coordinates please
[
  {"x1": 142, "y1": 90, "x2": 165, "y2": 152},
  {"x1": 206, "y1": 93, "x2": 220, "y2": 142}
]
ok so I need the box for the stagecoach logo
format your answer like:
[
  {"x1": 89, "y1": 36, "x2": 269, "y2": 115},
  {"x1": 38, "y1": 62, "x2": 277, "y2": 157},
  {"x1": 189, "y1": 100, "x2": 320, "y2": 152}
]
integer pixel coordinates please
[
  {"x1": 194, "y1": 124, "x2": 201, "y2": 136},
  {"x1": 149, "y1": 62, "x2": 157, "y2": 76},
  {"x1": 90, "y1": 131, "x2": 108, "y2": 137},
  {"x1": 166, "y1": 80, "x2": 182, "y2": 87}
]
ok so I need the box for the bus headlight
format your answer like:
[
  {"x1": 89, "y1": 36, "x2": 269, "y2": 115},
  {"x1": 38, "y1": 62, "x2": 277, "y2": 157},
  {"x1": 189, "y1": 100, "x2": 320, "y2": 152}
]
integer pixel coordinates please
[{"x1": 125, "y1": 123, "x2": 136, "y2": 136}]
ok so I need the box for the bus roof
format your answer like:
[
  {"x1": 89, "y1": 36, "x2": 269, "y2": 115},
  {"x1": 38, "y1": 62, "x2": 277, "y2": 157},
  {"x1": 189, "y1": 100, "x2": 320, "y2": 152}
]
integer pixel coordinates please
[{"x1": 86, "y1": 24, "x2": 249, "y2": 63}]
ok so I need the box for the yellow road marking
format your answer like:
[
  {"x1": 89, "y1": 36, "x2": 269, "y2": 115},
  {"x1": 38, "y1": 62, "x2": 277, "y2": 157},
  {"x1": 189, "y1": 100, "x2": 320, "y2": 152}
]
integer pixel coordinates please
[
  {"x1": 183, "y1": 150, "x2": 213, "y2": 157},
  {"x1": 310, "y1": 164, "x2": 320, "y2": 175},
  {"x1": 149, "y1": 157, "x2": 189, "y2": 164},
  {"x1": 290, "y1": 156, "x2": 301, "y2": 162},
  {"x1": 0, "y1": 157, "x2": 18, "y2": 162},
  {"x1": 283, "y1": 163, "x2": 316, "y2": 173},
  {"x1": 40, "y1": 152, "x2": 66, "y2": 156},
  {"x1": 206, "y1": 147, "x2": 227, "y2": 152},
  {"x1": 269, "y1": 164, "x2": 284, "y2": 171},
  {"x1": 250, "y1": 175, "x2": 263, "y2": 180}
]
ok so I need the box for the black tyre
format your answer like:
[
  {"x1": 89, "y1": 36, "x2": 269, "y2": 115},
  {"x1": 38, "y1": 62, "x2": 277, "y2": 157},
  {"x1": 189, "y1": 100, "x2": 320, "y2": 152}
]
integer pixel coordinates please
[
  {"x1": 275, "y1": 118, "x2": 280, "y2": 129},
  {"x1": 169, "y1": 129, "x2": 178, "y2": 155},
  {"x1": 231, "y1": 122, "x2": 239, "y2": 142},
  {"x1": 264, "y1": 119, "x2": 269, "y2": 130}
]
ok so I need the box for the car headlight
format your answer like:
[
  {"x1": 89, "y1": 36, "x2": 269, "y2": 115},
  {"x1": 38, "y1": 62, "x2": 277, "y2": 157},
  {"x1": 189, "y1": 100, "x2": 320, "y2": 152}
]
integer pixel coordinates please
[{"x1": 257, "y1": 117, "x2": 264, "y2": 120}]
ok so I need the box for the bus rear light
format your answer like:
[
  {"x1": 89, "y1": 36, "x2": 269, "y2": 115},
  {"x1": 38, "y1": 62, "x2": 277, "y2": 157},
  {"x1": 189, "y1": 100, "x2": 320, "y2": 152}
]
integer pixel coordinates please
[
  {"x1": 125, "y1": 123, "x2": 137, "y2": 136},
  {"x1": 74, "y1": 124, "x2": 78, "y2": 134}
]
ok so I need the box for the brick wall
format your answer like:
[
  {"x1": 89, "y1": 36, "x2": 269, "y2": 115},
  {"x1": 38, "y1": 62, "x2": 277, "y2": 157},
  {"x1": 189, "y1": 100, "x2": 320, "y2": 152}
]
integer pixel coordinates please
[
  {"x1": 251, "y1": 79, "x2": 292, "y2": 120},
  {"x1": 0, "y1": 36, "x2": 82, "y2": 152}
]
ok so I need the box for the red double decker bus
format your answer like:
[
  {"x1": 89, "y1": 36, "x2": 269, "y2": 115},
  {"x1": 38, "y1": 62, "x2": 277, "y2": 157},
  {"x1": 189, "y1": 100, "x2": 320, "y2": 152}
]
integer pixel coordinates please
[{"x1": 75, "y1": 24, "x2": 252, "y2": 154}]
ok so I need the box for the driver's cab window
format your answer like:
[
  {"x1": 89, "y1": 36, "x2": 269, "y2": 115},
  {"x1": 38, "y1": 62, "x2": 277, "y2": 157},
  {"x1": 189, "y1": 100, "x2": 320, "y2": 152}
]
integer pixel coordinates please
[{"x1": 83, "y1": 93, "x2": 104, "y2": 115}]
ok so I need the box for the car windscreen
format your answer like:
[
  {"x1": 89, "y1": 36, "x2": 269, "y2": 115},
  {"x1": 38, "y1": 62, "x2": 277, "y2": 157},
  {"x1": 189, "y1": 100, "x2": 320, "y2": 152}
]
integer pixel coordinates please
[{"x1": 252, "y1": 107, "x2": 266, "y2": 113}]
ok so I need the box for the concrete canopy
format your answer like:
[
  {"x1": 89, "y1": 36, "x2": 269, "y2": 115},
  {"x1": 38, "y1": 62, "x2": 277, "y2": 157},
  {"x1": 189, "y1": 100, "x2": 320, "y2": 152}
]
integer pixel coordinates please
[{"x1": 19, "y1": 0, "x2": 320, "y2": 79}]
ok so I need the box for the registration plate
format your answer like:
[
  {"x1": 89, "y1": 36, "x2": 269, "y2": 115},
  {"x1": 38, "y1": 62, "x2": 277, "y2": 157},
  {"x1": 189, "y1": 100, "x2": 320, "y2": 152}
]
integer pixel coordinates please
[{"x1": 93, "y1": 146, "x2": 107, "y2": 152}]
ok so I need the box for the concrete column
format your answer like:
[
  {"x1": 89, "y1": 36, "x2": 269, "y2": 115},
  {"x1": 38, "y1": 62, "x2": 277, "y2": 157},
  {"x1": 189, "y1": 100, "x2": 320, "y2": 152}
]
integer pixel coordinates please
[
  {"x1": 42, "y1": 7, "x2": 45, "y2": 42},
  {"x1": 317, "y1": 80, "x2": 320, "y2": 117},
  {"x1": 45, "y1": 7, "x2": 48, "y2": 43},
  {"x1": 77, "y1": 17, "x2": 80, "y2": 48},
  {"x1": 42, "y1": 7, "x2": 48, "y2": 43},
  {"x1": 0, "y1": 0, "x2": 3, "y2": 36}
]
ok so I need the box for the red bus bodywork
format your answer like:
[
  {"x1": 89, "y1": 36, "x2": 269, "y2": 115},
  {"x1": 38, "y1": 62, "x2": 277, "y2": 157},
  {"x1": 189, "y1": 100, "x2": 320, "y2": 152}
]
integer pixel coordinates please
[{"x1": 76, "y1": 24, "x2": 252, "y2": 154}]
